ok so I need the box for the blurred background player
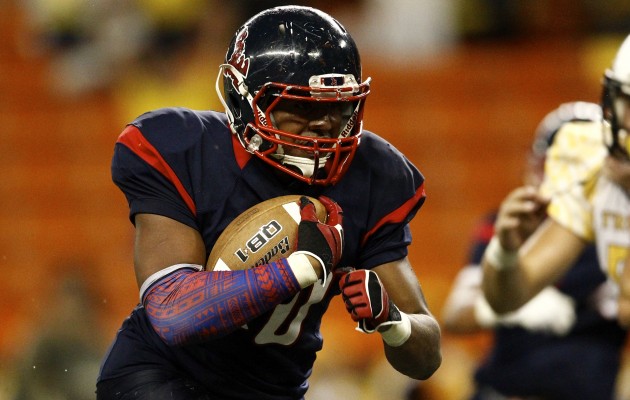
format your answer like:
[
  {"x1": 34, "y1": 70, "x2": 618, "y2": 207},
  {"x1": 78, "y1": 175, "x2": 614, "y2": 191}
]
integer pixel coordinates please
[
  {"x1": 482, "y1": 33, "x2": 630, "y2": 316},
  {"x1": 481, "y1": 34, "x2": 630, "y2": 397},
  {"x1": 441, "y1": 101, "x2": 627, "y2": 400}
]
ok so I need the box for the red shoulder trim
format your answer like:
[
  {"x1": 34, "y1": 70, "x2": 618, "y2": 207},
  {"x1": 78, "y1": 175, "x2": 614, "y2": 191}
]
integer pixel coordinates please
[
  {"x1": 232, "y1": 134, "x2": 252, "y2": 170},
  {"x1": 360, "y1": 182, "x2": 426, "y2": 247},
  {"x1": 117, "y1": 125, "x2": 196, "y2": 216}
]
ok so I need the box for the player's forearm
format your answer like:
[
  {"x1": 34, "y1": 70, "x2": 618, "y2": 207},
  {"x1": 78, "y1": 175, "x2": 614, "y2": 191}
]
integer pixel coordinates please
[
  {"x1": 441, "y1": 285, "x2": 487, "y2": 333},
  {"x1": 442, "y1": 302, "x2": 484, "y2": 333},
  {"x1": 481, "y1": 260, "x2": 530, "y2": 313},
  {"x1": 383, "y1": 313, "x2": 441, "y2": 380},
  {"x1": 480, "y1": 236, "x2": 530, "y2": 313},
  {"x1": 618, "y1": 296, "x2": 630, "y2": 328},
  {"x1": 618, "y1": 259, "x2": 630, "y2": 327},
  {"x1": 143, "y1": 261, "x2": 300, "y2": 345},
  {"x1": 441, "y1": 267, "x2": 489, "y2": 333}
]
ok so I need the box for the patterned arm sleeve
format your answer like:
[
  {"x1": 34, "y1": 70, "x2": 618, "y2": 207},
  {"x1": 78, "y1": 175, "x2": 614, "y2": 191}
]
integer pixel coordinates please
[{"x1": 142, "y1": 261, "x2": 300, "y2": 346}]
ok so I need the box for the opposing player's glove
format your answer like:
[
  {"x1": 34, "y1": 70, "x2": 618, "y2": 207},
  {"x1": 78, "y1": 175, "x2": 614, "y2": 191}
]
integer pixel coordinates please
[
  {"x1": 292, "y1": 196, "x2": 343, "y2": 285},
  {"x1": 339, "y1": 269, "x2": 402, "y2": 333}
]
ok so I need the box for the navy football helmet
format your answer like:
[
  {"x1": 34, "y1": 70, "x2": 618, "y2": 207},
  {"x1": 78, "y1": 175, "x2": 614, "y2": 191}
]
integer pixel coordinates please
[
  {"x1": 602, "y1": 34, "x2": 630, "y2": 159},
  {"x1": 216, "y1": 6, "x2": 370, "y2": 185}
]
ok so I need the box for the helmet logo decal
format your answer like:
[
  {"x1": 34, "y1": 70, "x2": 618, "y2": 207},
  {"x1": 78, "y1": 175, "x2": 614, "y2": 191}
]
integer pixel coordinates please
[
  {"x1": 340, "y1": 107, "x2": 359, "y2": 138},
  {"x1": 322, "y1": 76, "x2": 339, "y2": 86},
  {"x1": 255, "y1": 108, "x2": 268, "y2": 127},
  {"x1": 226, "y1": 28, "x2": 251, "y2": 89}
]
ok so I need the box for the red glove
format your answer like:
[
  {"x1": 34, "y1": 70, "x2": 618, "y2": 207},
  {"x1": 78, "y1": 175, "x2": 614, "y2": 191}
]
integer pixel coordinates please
[
  {"x1": 339, "y1": 269, "x2": 402, "y2": 333},
  {"x1": 294, "y1": 196, "x2": 343, "y2": 283}
]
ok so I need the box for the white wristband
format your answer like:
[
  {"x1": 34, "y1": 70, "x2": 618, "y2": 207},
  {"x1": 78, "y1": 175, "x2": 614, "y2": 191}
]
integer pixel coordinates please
[
  {"x1": 287, "y1": 253, "x2": 319, "y2": 288},
  {"x1": 485, "y1": 236, "x2": 518, "y2": 271},
  {"x1": 380, "y1": 312, "x2": 412, "y2": 347},
  {"x1": 473, "y1": 295, "x2": 498, "y2": 328}
]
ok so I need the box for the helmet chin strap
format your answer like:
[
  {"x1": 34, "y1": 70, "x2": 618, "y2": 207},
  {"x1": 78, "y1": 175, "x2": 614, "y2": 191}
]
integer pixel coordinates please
[
  {"x1": 266, "y1": 113, "x2": 330, "y2": 178},
  {"x1": 283, "y1": 154, "x2": 328, "y2": 178},
  {"x1": 273, "y1": 145, "x2": 329, "y2": 178}
]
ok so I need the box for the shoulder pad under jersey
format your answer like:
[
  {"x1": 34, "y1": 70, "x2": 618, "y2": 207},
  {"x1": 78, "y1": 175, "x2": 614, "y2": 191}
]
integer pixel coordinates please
[{"x1": 540, "y1": 121, "x2": 607, "y2": 240}]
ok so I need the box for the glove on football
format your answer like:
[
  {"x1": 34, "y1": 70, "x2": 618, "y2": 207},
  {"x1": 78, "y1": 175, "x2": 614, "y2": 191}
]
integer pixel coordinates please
[
  {"x1": 294, "y1": 196, "x2": 343, "y2": 284},
  {"x1": 339, "y1": 269, "x2": 402, "y2": 333}
]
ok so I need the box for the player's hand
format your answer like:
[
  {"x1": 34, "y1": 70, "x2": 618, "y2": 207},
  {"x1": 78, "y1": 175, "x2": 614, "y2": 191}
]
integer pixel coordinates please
[
  {"x1": 339, "y1": 269, "x2": 401, "y2": 333},
  {"x1": 294, "y1": 196, "x2": 343, "y2": 283},
  {"x1": 494, "y1": 186, "x2": 549, "y2": 252}
]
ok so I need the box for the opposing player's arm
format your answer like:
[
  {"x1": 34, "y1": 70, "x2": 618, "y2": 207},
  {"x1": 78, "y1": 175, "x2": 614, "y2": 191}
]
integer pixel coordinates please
[
  {"x1": 441, "y1": 266, "x2": 486, "y2": 333},
  {"x1": 443, "y1": 264, "x2": 578, "y2": 335},
  {"x1": 369, "y1": 257, "x2": 441, "y2": 380},
  {"x1": 619, "y1": 256, "x2": 630, "y2": 327},
  {"x1": 482, "y1": 217, "x2": 586, "y2": 313}
]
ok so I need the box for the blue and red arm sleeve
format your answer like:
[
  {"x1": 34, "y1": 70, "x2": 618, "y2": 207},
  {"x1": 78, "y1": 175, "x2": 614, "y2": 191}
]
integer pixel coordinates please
[{"x1": 143, "y1": 260, "x2": 300, "y2": 346}]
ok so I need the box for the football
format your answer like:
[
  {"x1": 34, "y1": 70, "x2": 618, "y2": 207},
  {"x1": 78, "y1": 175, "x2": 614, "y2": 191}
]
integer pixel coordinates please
[{"x1": 206, "y1": 195, "x2": 327, "y2": 271}]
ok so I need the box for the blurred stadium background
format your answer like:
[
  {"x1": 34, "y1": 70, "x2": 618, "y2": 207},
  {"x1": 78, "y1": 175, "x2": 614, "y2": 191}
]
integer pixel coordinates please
[{"x1": 0, "y1": 0, "x2": 629, "y2": 399}]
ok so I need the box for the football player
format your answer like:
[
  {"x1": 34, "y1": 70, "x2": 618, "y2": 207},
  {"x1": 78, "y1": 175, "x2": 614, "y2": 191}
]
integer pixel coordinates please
[
  {"x1": 96, "y1": 5, "x2": 441, "y2": 400},
  {"x1": 440, "y1": 101, "x2": 626, "y2": 400},
  {"x1": 482, "y1": 35, "x2": 630, "y2": 336}
]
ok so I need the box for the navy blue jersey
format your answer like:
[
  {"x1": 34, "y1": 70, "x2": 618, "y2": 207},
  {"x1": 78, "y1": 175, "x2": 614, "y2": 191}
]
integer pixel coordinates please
[
  {"x1": 99, "y1": 108, "x2": 425, "y2": 399},
  {"x1": 468, "y1": 213, "x2": 627, "y2": 400}
]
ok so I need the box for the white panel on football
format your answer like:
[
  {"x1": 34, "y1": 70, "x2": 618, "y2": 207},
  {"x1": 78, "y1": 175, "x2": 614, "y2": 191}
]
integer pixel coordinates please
[
  {"x1": 282, "y1": 202, "x2": 301, "y2": 224},
  {"x1": 213, "y1": 259, "x2": 231, "y2": 271}
]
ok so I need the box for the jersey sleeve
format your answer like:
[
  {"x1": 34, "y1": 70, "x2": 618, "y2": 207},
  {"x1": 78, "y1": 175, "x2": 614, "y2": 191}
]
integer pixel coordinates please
[
  {"x1": 355, "y1": 137, "x2": 427, "y2": 269},
  {"x1": 111, "y1": 108, "x2": 203, "y2": 229},
  {"x1": 539, "y1": 121, "x2": 606, "y2": 241}
]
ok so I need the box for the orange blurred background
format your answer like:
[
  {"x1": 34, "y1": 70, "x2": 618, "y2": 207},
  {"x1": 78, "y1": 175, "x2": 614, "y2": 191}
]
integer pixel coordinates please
[{"x1": 0, "y1": 1, "x2": 628, "y2": 399}]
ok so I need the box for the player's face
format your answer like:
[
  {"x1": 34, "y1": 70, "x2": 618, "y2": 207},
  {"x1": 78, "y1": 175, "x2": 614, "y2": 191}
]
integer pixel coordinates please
[
  {"x1": 606, "y1": 95, "x2": 630, "y2": 189},
  {"x1": 618, "y1": 94, "x2": 630, "y2": 156},
  {"x1": 606, "y1": 92, "x2": 630, "y2": 162},
  {"x1": 271, "y1": 99, "x2": 349, "y2": 158}
]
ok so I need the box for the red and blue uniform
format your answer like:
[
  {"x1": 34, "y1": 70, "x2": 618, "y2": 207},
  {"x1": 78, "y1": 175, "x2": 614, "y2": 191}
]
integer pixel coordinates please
[{"x1": 97, "y1": 107, "x2": 425, "y2": 399}]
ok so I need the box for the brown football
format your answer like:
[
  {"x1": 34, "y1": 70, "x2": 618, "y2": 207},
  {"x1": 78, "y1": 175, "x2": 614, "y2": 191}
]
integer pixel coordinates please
[{"x1": 206, "y1": 195, "x2": 327, "y2": 271}]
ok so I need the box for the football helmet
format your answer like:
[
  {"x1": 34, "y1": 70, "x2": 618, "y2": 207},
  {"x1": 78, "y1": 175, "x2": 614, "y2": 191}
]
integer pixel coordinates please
[
  {"x1": 530, "y1": 101, "x2": 602, "y2": 167},
  {"x1": 216, "y1": 6, "x2": 371, "y2": 185},
  {"x1": 602, "y1": 34, "x2": 630, "y2": 159},
  {"x1": 527, "y1": 101, "x2": 601, "y2": 186}
]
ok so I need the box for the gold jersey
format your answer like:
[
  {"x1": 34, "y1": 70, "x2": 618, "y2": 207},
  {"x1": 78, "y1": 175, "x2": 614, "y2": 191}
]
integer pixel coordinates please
[{"x1": 540, "y1": 121, "x2": 630, "y2": 286}]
